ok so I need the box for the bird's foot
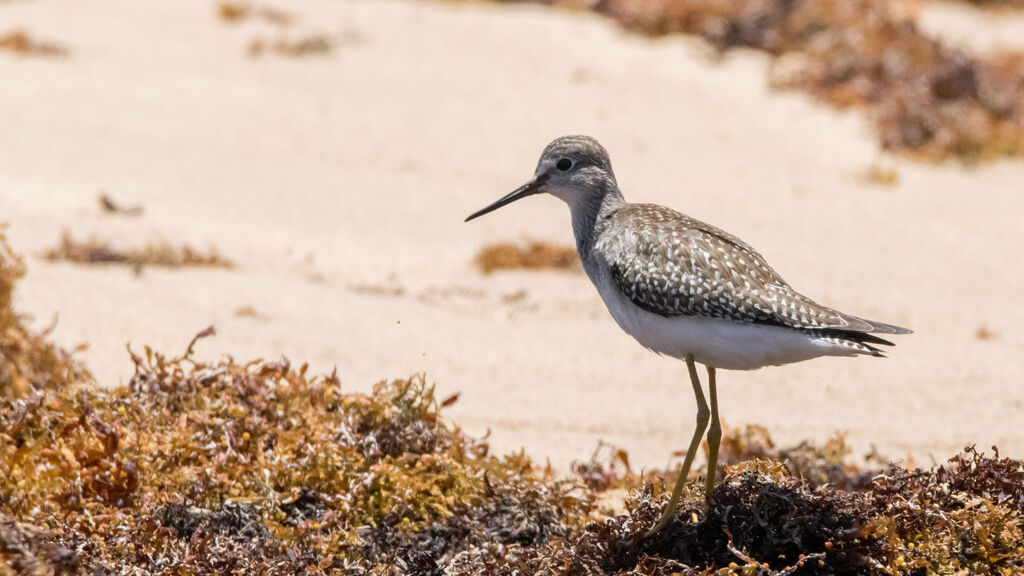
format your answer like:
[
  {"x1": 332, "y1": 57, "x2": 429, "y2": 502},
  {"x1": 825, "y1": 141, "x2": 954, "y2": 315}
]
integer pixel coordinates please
[{"x1": 704, "y1": 489, "x2": 717, "y2": 511}]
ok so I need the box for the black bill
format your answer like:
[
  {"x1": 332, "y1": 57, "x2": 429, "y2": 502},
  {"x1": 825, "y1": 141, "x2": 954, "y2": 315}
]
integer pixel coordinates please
[{"x1": 464, "y1": 178, "x2": 544, "y2": 222}]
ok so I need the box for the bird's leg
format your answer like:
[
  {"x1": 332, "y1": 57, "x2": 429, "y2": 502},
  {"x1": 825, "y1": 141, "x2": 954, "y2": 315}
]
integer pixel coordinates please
[
  {"x1": 703, "y1": 366, "x2": 721, "y2": 504},
  {"x1": 645, "y1": 354, "x2": 709, "y2": 538}
]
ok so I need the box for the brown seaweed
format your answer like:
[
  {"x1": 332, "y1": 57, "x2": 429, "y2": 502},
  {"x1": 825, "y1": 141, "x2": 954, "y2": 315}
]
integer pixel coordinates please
[
  {"x1": 42, "y1": 230, "x2": 234, "y2": 270},
  {"x1": 475, "y1": 240, "x2": 580, "y2": 274},
  {"x1": 496, "y1": 0, "x2": 1024, "y2": 163},
  {"x1": 2, "y1": 233, "x2": 1023, "y2": 575}
]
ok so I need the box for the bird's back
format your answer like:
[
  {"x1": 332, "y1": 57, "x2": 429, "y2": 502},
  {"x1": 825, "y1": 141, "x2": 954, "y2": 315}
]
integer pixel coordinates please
[{"x1": 589, "y1": 203, "x2": 909, "y2": 359}]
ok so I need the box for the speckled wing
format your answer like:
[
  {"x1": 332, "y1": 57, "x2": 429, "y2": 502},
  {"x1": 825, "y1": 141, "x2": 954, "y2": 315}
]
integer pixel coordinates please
[{"x1": 598, "y1": 204, "x2": 908, "y2": 336}]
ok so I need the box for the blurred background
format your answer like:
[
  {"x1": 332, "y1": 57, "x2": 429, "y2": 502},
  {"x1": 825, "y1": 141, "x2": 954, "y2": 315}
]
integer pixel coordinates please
[{"x1": 2, "y1": 0, "x2": 1023, "y2": 470}]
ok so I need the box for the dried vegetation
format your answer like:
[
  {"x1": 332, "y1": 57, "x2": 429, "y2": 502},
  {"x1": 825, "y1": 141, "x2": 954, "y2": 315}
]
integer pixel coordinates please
[
  {"x1": 475, "y1": 240, "x2": 580, "y2": 274},
  {"x1": 501, "y1": 0, "x2": 1024, "y2": 163},
  {"x1": 2, "y1": 237, "x2": 1023, "y2": 574},
  {"x1": 859, "y1": 160, "x2": 900, "y2": 187},
  {"x1": 956, "y1": 0, "x2": 1024, "y2": 7},
  {"x1": 217, "y1": 1, "x2": 295, "y2": 26},
  {"x1": 215, "y1": 1, "x2": 336, "y2": 58},
  {"x1": 0, "y1": 230, "x2": 87, "y2": 400},
  {"x1": 43, "y1": 230, "x2": 234, "y2": 270},
  {"x1": 0, "y1": 29, "x2": 67, "y2": 57},
  {"x1": 248, "y1": 35, "x2": 334, "y2": 58},
  {"x1": 97, "y1": 193, "x2": 143, "y2": 217}
]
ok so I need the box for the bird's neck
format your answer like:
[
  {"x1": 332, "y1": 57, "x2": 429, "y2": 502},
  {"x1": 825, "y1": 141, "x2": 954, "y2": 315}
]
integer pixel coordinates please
[{"x1": 568, "y1": 185, "x2": 625, "y2": 261}]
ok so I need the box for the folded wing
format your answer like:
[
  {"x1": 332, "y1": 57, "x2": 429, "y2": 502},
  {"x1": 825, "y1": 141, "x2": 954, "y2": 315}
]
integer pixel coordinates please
[{"x1": 598, "y1": 204, "x2": 911, "y2": 342}]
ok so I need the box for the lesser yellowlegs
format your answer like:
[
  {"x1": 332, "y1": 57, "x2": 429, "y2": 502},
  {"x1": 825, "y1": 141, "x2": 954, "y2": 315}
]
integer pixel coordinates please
[{"x1": 465, "y1": 135, "x2": 910, "y2": 536}]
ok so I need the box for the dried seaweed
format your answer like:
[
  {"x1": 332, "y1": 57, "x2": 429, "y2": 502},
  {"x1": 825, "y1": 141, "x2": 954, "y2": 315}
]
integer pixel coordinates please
[
  {"x1": 248, "y1": 35, "x2": 334, "y2": 58},
  {"x1": 495, "y1": 0, "x2": 1024, "y2": 163},
  {"x1": 954, "y1": 0, "x2": 1024, "y2": 8},
  {"x1": 3, "y1": 340, "x2": 1021, "y2": 575},
  {"x1": 218, "y1": 0, "x2": 338, "y2": 58},
  {"x1": 0, "y1": 29, "x2": 67, "y2": 57},
  {"x1": 0, "y1": 229, "x2": 86, "y2": 400},
  {"x1": 42, "y1": 230, "x2": 234, "y2": 270},
  {"x1": 233, "y1": 304, "x2": 263, "y2": 318},
  {"x1": 576, "y1": 425, "x2": 878, "y2": 500},
  {"x1": 217, "y1": 1, "x2": 294, "y2": 26},
  {"x1": 218, "y1": 1, "x2": 250, "y2": 22},
  {"x1": 98, "y1": 193, "x2": 143, "y2": 217},
  {"x1": 3, "y1": 238, "x2": 1024, "y2": 575},
  {"x1": 0, "y1": 333, "x2": 592, "y2": 573},
  {"x1": 976, "y1": 325, "x2": 997, "y2": 340},
  {"x1": 475, "y1": 240, "x2": 580, "y2": 274},
  {"x1": 859, "y1": 161, "x2": 900, "y2": 187}
]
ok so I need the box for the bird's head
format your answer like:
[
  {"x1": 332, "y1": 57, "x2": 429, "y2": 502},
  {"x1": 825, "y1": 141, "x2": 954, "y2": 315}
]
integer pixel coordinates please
[{"x1": 465, "y1": 135, "x2": 617, "y2": 222}]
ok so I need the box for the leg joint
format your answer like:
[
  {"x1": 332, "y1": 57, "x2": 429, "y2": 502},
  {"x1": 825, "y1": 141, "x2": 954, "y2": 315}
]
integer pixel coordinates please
[
  {"x1": 706, "y1": 418, "x2": 722, "y2": 442},
  {"x1": 695, "y1": 404, "x2": 710, "y2": 425}
]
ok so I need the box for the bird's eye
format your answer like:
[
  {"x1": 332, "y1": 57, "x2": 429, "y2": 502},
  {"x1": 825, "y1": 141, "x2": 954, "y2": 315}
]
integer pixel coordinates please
[{"x1": 556, "y1": 158, "x2": 573, "y2": 171}]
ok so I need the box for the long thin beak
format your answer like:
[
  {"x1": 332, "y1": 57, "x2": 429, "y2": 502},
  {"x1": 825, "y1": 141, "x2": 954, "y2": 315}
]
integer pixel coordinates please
[{"x1": 464, "y1": 179, "x2": 543, "y2": 222}]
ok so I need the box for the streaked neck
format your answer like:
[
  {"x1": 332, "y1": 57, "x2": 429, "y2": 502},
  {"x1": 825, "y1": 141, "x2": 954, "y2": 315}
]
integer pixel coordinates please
[{"x1": 567, "y1": 185, "x2": 625, "y2": 261}]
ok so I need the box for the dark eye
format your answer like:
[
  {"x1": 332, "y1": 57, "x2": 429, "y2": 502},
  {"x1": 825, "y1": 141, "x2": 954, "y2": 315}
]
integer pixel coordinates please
[{"x1": 556, "y1": 158, "x2": 573, "y2": 171}]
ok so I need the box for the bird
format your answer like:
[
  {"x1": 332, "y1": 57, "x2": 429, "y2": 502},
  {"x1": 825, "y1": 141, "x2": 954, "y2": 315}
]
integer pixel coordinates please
[{"x1": 464, "y1": 135, "x2": 910, "y2": 537}]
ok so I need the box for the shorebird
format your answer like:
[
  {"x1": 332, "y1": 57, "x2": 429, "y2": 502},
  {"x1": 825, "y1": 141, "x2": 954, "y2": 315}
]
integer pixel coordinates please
[{"x1": 465, "y1": 136, "x2": 910, "y2": 536}]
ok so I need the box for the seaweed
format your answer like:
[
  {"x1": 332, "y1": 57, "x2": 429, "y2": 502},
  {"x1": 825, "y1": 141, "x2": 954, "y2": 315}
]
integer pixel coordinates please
[
  {"x1": 247, "y1": 35, "x2": 334, "y2": 58},
  {"x1": 0, "y1": 30, "x2": 67, "y2": 57},
  {"x1": 954, "y1": 0, "x2": 1024, "y2": 7},
  {"x1": 217, "y1": 1, "x2": 294, "y2": 26},
  {"x1": 0, "y1": 276, "x2": 593, "y2": 573},
  {"x1": 97, "y1": 193, "x2": 143, "y2": 217},
  {"x1": 215, "y1": 0, "x2": 337, "y2": 58},
  {"x1": 492, "y1": 0, "x2": 1024, "y2": 163},
  {"x1": 42, "y1": 230, "x2": 234, "y2": 270},
  {"x1": 475, "y1": 240, "x2": 580, "y2": 274},
  {"x1": 0, "y1": 228, "x2": 86, "y2": 399},
  {"x1": 2, "y1": 235, "x2": 1023, "y2": 575},
  {"x1": 858, "y1": 161, "x2": 900, "y2": 187}
]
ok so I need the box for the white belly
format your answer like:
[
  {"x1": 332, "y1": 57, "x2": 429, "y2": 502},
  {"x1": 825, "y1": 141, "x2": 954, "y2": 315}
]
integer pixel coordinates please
[{"x1": 592, "y1": 274, "x2": 857, "y2": 371}]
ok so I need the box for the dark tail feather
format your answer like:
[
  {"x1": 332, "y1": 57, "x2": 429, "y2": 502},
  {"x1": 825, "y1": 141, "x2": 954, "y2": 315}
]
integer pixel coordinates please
[
  {"x1": 821, "y1": 329, "x2": 897, "y2": 355},
  {"x1": 844, "y1": 331, "x2": 896, "y2": 347},
  {"x1": 815, "y1": 315, "x2": 909, "y2": 356}
]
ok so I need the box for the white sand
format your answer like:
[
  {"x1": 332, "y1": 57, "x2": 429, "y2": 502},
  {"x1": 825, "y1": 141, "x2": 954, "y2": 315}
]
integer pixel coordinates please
[{"x1": 2, "y1": 0, "x2": 1023, "y2": 471}]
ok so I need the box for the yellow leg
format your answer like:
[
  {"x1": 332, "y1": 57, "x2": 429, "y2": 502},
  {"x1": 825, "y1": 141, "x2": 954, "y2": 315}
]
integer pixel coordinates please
[
  {"x1": 704, "y1": 366, "x2": 721, "y2": 503},
  {"x1": 645, "y1": 355, "x2": 709, "y2": 537}
]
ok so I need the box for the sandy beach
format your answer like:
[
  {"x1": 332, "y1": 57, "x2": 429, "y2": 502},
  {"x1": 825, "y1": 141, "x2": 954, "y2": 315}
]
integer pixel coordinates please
[{"x1": 2, "y1": 0, "x2": 1023, "y2": 472}]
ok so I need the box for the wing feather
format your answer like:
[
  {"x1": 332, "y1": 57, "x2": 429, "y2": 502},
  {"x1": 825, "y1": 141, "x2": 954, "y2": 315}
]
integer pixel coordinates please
[{"x1": 598, "y1": 204, "x2": 910, "y2": 336}]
